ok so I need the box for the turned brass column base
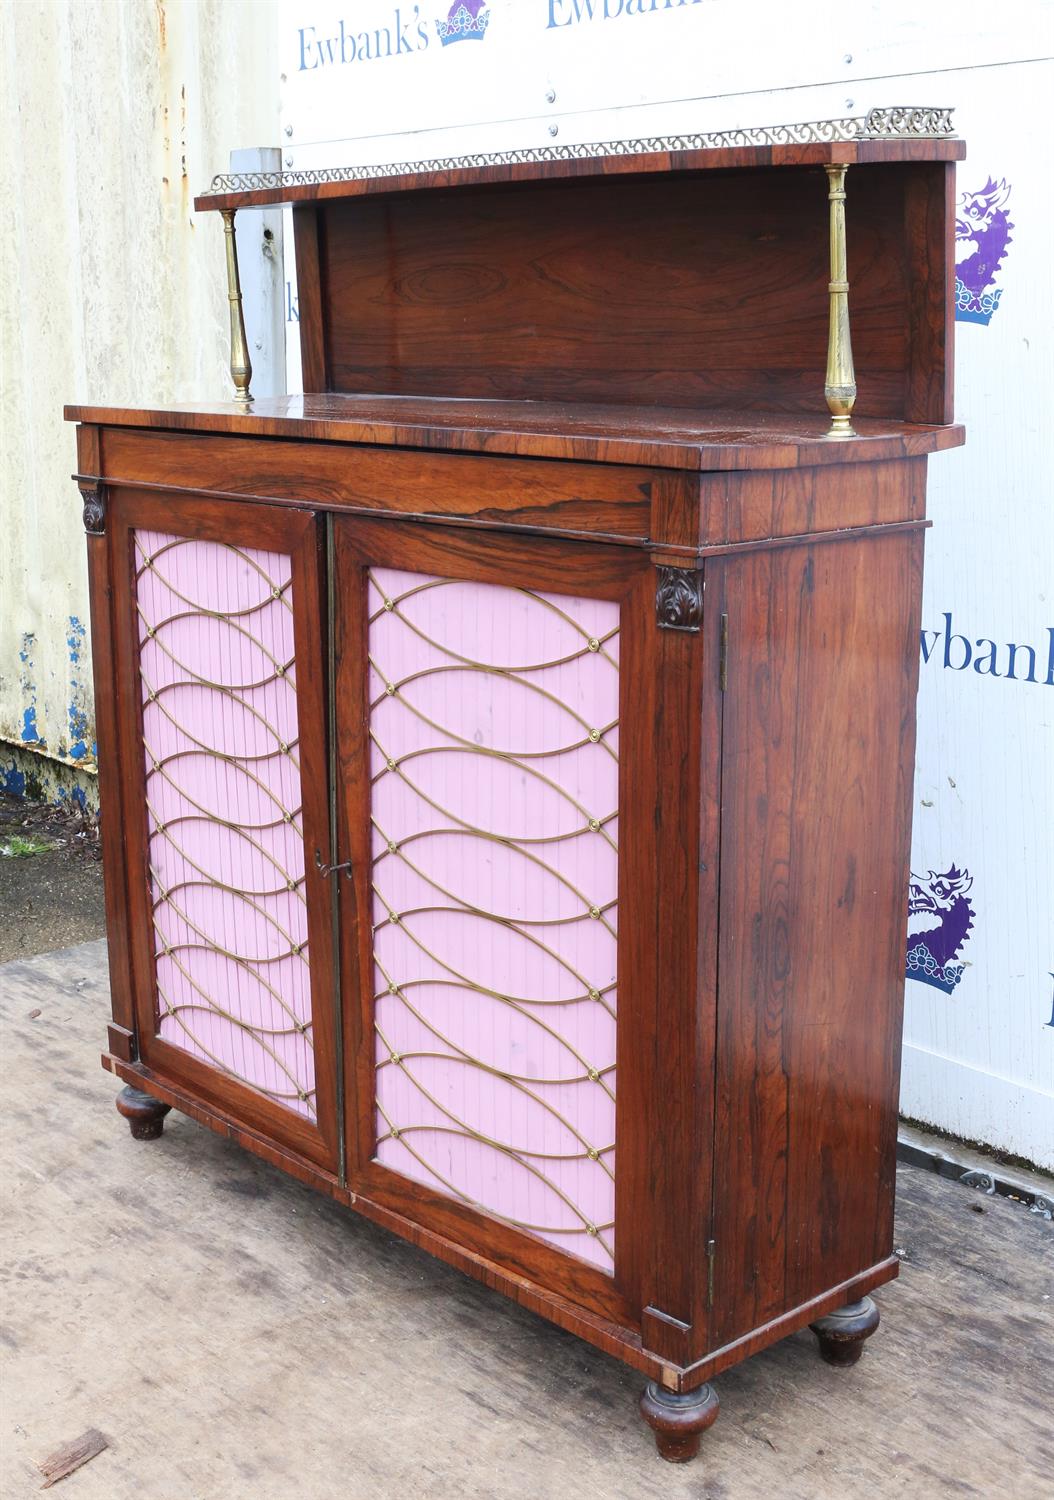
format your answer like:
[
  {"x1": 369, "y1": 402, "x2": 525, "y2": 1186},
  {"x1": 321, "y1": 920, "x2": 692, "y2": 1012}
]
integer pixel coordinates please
[{"x1": 826, "y1": 409, "x2": 856, "y2": 440}]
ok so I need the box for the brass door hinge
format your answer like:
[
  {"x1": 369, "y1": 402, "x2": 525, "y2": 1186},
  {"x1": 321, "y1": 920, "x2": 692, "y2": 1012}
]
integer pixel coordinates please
[
  {"x1": 706, "y1": 1238, "x2": 716, "y2": 1308},
  {"x1": 718, "y1": 614, "x2": 728, "y2": 692}
]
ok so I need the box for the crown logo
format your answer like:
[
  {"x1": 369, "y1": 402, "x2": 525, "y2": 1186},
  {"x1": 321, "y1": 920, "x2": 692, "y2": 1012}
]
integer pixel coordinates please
[
  {"x1": 906, "y1": 863, "x2": 975, "y2": 995},
  {"x1": 955, "y1": 176, "x2": 1014, "y2": 326},
  {"x1": 435, "y1": 2, "x2": 490, "y2": 45}
]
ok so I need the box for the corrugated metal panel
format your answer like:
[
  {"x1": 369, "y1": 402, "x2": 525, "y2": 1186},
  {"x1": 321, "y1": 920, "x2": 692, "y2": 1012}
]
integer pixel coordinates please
[{"x1": 0, "y1": 0, "x2": 279, "y2": 803}]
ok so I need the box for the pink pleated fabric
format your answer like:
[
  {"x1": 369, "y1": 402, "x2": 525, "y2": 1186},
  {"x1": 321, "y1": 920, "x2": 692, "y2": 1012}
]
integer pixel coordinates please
[
  {"x1": 368, "y1": 568, "x2": 620, "y2": 1270},
  {"x1": 134, "y1": 530, "x2": 315, "y2": 1119}
]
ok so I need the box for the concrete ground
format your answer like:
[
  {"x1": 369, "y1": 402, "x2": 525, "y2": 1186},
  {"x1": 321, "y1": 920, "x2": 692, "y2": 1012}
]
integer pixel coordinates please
[{"x1": 1, "y1": 940, "x2": 1051, "y2": 1500}]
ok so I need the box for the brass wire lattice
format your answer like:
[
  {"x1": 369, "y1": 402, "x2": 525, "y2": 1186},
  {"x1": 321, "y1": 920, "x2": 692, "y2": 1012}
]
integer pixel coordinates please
[
  {"x1": 134, "y1": 530, "x2": 316, "y2": 1117},
  {"x1": 368, "y1": 567, "x2": 620, "y2": 1269}
]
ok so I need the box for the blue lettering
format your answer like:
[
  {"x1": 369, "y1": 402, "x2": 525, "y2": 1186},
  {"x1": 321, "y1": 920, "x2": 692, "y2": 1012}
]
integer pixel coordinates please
[
  {"x1": 297, "y1": 26, "x2": 318, "y2": 70},
  {"x1": 943, "y1": 612, "x2": 971, "y2": 671},
  {"x1": 1006, "y1": 642, "x2": 1037, "y2": 683},
  {"x1": 972, "y1": 639, "x2": 1000, "y2": 676},
  {"x1": 550, "y1": 0, "x2": 701, "y2": 20},
  {"x1": 921, "y1": 616, "x2": 1052, "y2": 685}
]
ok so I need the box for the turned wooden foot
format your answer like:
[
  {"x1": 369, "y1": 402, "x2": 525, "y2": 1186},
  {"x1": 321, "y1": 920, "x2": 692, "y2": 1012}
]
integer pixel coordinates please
[
  {"x1": 115, "y1": 1085, "x2": 171, "y2": 1141},
  {"x1": 809, "y1": 1295, "x2": 880, "y2": 1366},
  {"x1": 639, "y1": 1380, "x2": 719, "y2": 1462}
]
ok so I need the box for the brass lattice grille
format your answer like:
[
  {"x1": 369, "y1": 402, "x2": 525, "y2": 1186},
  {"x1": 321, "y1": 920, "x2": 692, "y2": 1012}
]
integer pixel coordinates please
[
  {"x1": 134, "y1": 531, "x2": 316, "y2": 1117},
  {"x1": 368, "y1": 567, "x2": 619, "y2": 1268}
]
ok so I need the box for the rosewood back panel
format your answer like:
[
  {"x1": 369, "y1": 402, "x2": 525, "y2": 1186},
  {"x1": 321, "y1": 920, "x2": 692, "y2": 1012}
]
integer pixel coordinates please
[{"x1": 307, "y1": 162, "x2": 953, "y2": 422}]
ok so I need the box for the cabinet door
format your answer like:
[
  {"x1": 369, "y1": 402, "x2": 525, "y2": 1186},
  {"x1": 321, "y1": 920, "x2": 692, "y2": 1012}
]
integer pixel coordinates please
[
  {"x1": 333, "y1": 518, "x2": 657, "y2": 1328},
  {"x1": 109, "y1": 490, "x2": 340, "y2": 1172}
]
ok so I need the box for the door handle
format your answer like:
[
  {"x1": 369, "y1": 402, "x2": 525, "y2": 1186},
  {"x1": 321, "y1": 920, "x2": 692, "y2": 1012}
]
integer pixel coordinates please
[{"x1": 315, "y1": 849, "x2": 353, "y2": 879}]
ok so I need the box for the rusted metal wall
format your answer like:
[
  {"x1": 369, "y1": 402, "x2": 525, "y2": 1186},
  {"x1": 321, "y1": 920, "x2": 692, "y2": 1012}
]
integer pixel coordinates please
[{"x1": 0, "y1": 0, "x2": 279, "y2": 805}]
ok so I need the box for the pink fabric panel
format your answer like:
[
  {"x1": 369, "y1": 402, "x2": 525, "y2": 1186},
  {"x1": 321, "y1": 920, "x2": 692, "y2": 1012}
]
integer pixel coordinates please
[
  {"x1": 134, "y1": 530, "x2": 315, "y2": 1119},
  {"x1": 369, "y1": 568, "x2": 620, "y2": 1270}
]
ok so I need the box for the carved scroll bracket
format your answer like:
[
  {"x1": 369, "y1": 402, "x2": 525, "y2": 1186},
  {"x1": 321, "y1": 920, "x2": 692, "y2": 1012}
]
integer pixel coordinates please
[
  {"x1": 656, "y1": 567, "x2": 704, "y2": 632},
  {"x1": 78, "y1": 480, "x2": 105, "y2": 536}
]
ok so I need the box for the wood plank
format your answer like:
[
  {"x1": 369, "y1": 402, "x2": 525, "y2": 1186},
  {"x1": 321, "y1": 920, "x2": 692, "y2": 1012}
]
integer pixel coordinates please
[
  {"x1": 36, "y1": 1428, "x2": 107, "y2": 1489},
  {"x1": 76, "y1": 426, "x2": 137, "y2": 1062},
  {"x1": 710, "y1": 530, "x2": 924, "y2": 1348},
  {"x1": 710, "y1": 456, "x2": 925, "y2": 546},
  {"x1": 292, "y1": 205, "x2": 328, "y2": 392},
  {"x1": 317, "y1": 168, "x2": 913, "y2": 415},
  {"x1": 904, "y1": 161, "x2": 957, "y2": 424},
  {"x1": 68, "y1": 395, "x2": 965, "y2": 473},
  {"x1": 635, "y1": 566, "x2": 715, "y2": 1366},
  {"x1": 95, "y1": 427, "x2": 653, "y2": 544}
]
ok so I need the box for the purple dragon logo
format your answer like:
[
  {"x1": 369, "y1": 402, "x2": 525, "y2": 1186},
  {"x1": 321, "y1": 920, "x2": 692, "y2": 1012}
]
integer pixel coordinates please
[
  {"x1": 435, "y1": 1, "x2": 490, "y2": 45},
  {"x1": 907, "y1": 865, "x2": 975, "y2": 994},
  {"x1": 955, "y1": 177, "x2": 1014, "y2": 325}
]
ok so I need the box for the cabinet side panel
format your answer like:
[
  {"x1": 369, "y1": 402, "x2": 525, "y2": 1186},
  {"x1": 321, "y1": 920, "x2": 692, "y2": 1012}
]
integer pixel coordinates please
[
  {"x1": 711, "y1": 528, "x2": 923, "y2": 1346},
  {"x1": 134, "y1": 530, "x2": 317, "y2": 1119},
  {"x1": 367, "y1": 566, "x2": 620, "y2": 1271}
]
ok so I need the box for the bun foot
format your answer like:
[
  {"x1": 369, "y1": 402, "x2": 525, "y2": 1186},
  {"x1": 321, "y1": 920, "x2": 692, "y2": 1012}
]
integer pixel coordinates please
[
  {"x1": 115, "y1": 1085, "x2": 171, "y2": 1141},
  {"x1": 639, "y1": 1380, "x2": 719, "y2": 1462},
  {"x1": 809, "y1": 1295, "x2": 880, "y2": 1366}
]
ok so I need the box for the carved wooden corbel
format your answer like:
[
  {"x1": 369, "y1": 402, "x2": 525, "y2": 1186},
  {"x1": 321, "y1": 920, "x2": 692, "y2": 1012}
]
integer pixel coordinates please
[
  {"x1": 655, "y1": 567, "x2": 704, "y2": 632},
  {"x1": 78, "y1": 480, "x2": 105, "y2": 536}
]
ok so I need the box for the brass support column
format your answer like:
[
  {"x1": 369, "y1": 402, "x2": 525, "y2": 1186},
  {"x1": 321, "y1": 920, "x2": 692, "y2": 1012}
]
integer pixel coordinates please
[
  {"x1": 823, "y1": 163, "x2": 856, "y2": 438},
  {"x1": 220, "y1": 208, "x2": 253, "y2": 404}
]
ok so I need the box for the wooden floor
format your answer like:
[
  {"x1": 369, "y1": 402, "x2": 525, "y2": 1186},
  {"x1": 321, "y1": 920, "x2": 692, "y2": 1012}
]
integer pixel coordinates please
[{"x1": 2, "y1": 940, "x2": 1051, "y2": 1499}]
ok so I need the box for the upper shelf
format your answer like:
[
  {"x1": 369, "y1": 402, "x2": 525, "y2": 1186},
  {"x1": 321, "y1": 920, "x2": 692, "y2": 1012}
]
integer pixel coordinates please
[
  {"x1": 181, "y1": 108, "x2": 965, "y2": 438},
  {"x1": 194, "y1": 108, "x2": 964, "y2": 212}
]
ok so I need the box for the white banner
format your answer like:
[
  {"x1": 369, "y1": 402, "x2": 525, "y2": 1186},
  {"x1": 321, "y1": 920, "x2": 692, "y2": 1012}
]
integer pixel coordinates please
[{"x1": 276, "y1": 0, "x2": 1054, "y2": 1167}]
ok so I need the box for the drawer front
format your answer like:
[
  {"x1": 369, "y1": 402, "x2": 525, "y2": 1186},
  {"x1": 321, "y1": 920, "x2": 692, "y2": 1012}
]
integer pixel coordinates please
[{"x1": 108, "y1": 490, "x2": 340, "y2": 1171}]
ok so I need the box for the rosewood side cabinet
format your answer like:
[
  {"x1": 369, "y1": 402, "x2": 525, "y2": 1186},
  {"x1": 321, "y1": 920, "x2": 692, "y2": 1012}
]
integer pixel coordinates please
[{"x1": 66, "y1": 109, "x2": 965, "y2": 1463}]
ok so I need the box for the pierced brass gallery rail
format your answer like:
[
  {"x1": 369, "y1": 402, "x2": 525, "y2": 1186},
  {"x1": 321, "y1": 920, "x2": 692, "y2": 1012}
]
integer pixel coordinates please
[{"x1": 201, "y1": 107, "x2": 955, "y2": 197}]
